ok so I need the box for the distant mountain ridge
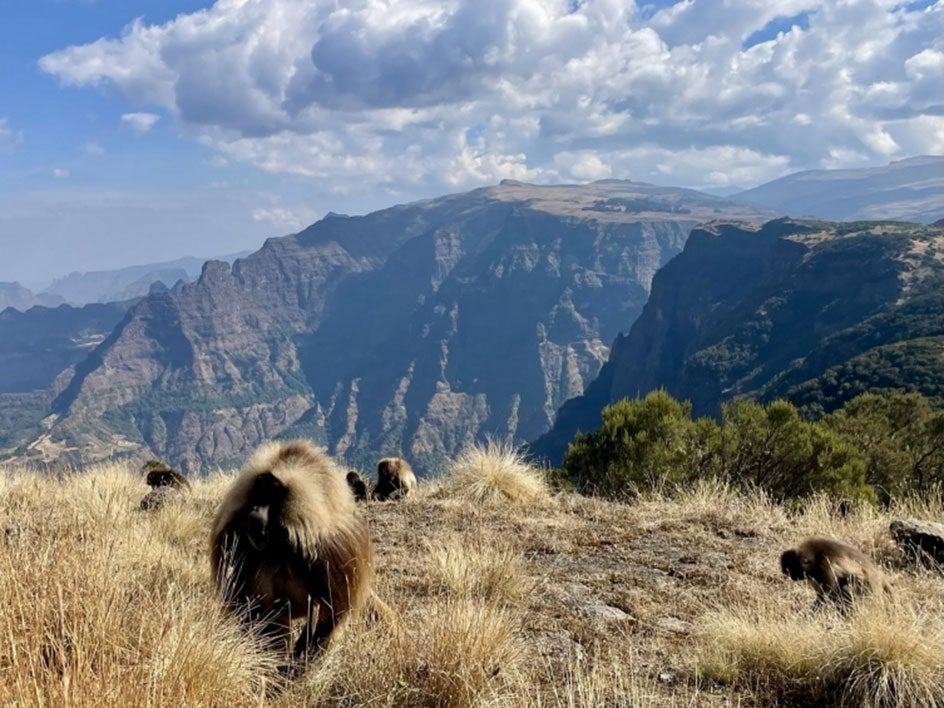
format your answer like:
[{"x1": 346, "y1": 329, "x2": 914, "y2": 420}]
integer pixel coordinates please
[
  {"x1": 0, "y1": 282, "x2": 65, "y2": 312},
  {"x1": 734, "y1": 155, "x2": 943, "y2": 223},
  {"x1": 16, "y1": 180, "x2": 771, "y2": 473},
  {"x1": 41, "y1": 251, "x2": 253, "y2": 305},
  {"x1": 531, "y1": 218, "x2": 944, "y2": 466}
]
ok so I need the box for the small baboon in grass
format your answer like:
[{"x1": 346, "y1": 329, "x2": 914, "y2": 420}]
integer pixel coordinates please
[
  {"x1": 780, "y1": 537, "x2": 891, "y2": 610},
  {"x1": 210, "y1": 440, "x2": 374, "y2": 659},
  {"x1": 372, "y1": 457, "x2": 417, "y2": 501},
  {"x1": 139, "y1": 461, "x2": 190, "y2": 510},
  {"x1": 346, "y1": 470, "x2": 370, "y2": 501}
]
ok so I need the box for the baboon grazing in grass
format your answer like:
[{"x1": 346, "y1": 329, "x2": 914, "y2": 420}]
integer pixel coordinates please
[
  {"x1": 210, "y1": 440, "x2": 374, "y2": 658},
  {"x1": 372, "y1": 457, "x2": 417, "y2": 501},
  {"x1": 780, "y1": 537, "x2": 891, "y2": 610},
  {"x1": 346, "y1": 470, "x2": 370, "y2": 501},
  {"x1": 139, "y1": 460, "x2": 190, "y2": 511}
]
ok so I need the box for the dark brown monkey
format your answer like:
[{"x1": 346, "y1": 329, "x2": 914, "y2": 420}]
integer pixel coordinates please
[
  {"x1": 139, "y1": 461, "x2": 190, "y2": 511},
  {"x1": 372, "y1": 457, "x2": 417, "y2": 501},
  {"x1": 780, "y1": 537, "x2": 891, "y2": 610},
  {"x1": 346, "y1": 470, "x2": 369, "y2": 502},
  {"x1": 145, "y1": 467, "x2": 190, "y2": 491},
  {"x1": 210, "y1": 440, "x2": 374, "y2": 658}
]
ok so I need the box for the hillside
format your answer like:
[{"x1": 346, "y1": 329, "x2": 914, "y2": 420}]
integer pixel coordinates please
[
  {"x1": 0, "y1": 454, "x2": 940, "y2": 706},
  {"x1": 532, "y1": 218, "x2": 944, "y2": 466},
  {"x1": 17, "y1": 181, "x2": 770, "y2": 474},
  {"x1": 735, "y1": 156, "x2": 944, "y2": 223}
]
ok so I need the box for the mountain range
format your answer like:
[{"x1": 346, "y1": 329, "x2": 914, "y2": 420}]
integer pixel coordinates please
[{"x1": 2, "y1": 156, "x2": 942, "y2": 474}]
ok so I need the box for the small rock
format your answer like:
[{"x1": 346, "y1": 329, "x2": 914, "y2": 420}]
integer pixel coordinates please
[
  {"x1": 890, "y1": 518, "x2": 944, "y2": 567},
  {"x1": 654, "y1": 616, "x2": 693, "y2": 635},
  {"x1": 657, "y1": 671, "x2": 677, "y2": 685}
]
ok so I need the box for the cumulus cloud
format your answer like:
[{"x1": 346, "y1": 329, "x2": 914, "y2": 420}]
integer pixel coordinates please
[
  {"x1": 38, "y1": 0, "x2": 944, "y2": 201},
  {"x1": 120, "y1": 112, "x2": 160, "y2": 133},
  {"x1": 0, "y1": 118, "x2": 23, "y2": 153},
  {"x1": 52, "y1": 167, "x2": 70, "y2": 179},
  {"x1": 251, "y1": 204, "x2": 320, "y2": 231}
]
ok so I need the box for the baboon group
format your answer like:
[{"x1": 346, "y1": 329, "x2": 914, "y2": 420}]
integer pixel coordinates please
[{"x1": 140, "y1": 441, "x2": 891, "y2": 675}]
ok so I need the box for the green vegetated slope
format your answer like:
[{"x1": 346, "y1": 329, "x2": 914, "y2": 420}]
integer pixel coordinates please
[{"x1": 533, "y1": 218, "x2": 944, "y2": 466}]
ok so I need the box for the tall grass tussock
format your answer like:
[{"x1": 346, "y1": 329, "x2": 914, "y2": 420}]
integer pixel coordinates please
[{"x1": 441, "y1": 439, "x2": 552, "y2": 507}]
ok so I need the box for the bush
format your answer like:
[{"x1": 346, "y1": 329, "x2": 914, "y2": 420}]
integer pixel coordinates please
[
  {"x1": 825, "y1": 392, "x2": 944, "y2": 503},
  {"x1": 563, "y1": 390, "x2": 714, "y2": 498},
  {"x1": 444, "y1": 439, "x2": 552, "y2": 506},
  {"x1": 563, "y1": 391, "x2": 876, "y2": 503}
]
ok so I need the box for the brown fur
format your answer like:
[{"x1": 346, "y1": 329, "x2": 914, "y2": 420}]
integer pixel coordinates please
[
  {"x1": 346, "y1": 470, "x2": 370, "y2": 502},
  {"x1": 210, "y1": 440, "x2": 374, "y2": 658},
  {"x1": 145, "y1": 468, "x2": 190, "y2": 490},
  {"x1": 372, "y1": 457, "x2": 417, "y2": 501},
  {"x1": 780, "y1": 537, "x2": 891, "y2": 610}
]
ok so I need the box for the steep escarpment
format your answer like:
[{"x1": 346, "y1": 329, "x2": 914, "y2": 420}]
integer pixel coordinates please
[
  {"x1": 532, "y1": 218, "x2": 944, "y2": 465},
  {"x1": 23, "y1": 180, "x2": 769, "y2": 473}
]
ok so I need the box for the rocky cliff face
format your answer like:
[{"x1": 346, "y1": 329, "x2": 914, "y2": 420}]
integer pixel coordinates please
[
  {"x1": 22, "y1": 181, "x2": 769, "y2": 473},
  {"x1": 531, "y1": 218, "x2": 944, "y2": 466}
]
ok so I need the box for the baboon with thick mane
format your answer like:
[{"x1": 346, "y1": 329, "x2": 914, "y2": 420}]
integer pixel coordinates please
[
  {"x1": 780, "y1": 537, "x2": 891, "y2": 610},
  {"x1": 372, "y1": 457, "x2": 417, "y2": 501},
  {"x1": 210, "y1": 440, "x2": 374, "y2": 657},
  {"x1": 346, "y1": 470, "x2": 370, "y2": 501}
]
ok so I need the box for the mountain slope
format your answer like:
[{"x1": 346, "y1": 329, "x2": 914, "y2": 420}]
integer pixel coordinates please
[
  {"x1": 734, "y1": 156, "x2": 944, "y2": 223},
  {"x1": 531, "y1": 218, "x2": 944, "y2": 466},
  {"x1": 23, "y1": 181, "x2": 770, "y2": 473}
]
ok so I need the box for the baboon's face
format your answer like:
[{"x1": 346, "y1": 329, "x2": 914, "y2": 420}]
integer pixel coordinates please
[{"x1": 245, "y1": 472, "x2": 288, "y2": 552}]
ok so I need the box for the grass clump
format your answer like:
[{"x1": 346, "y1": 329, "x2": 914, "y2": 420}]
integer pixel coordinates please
[
  {"x1": 291, "y1": 599, "x2": 528, "y2": 707},
  {"x1": 696, "y1": 598, "x2": 944, "y2": 707},
  {"x1": 443, "y1": 439, "x2": 552, "y2": 507},
  {"x1": 426, "y1": 536, "x2": 530, "y2": 605}
]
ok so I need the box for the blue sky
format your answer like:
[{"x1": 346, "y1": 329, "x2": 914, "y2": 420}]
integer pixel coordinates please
[{"x1": 0, "y1": 0, "x2": 941, "y2": 285}]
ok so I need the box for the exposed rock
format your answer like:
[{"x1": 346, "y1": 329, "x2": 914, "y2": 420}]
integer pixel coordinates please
[{"x1": 890, "y1": 518, "x2": 944, "y2": 567}]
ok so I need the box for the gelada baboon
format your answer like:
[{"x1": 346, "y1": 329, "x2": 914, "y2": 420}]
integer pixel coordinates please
[
  {"x1": 210, "y1": 440, "x2": 374, "y2": 657},
  {"x1": 345, "y1": 470, "x2": 369, "y2": 502},
  {"x1": 780, "y1": 537, "x2": 891, "y2": 610},
  {"x1": 139, "y1": 461, "x2": 190, "y2": 511},
  {"x1": 372, "y1": 457, "x2": 417, "y2": 501}
]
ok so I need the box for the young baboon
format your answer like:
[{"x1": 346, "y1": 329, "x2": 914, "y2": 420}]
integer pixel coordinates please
[
  {"x1": 780, "y1": 537, "x2": 891, "y2": 610},
  {"x1": 346, "y1": 470, "x2": 370, "y2": 501},
  {"x1": 372, "y1": 457, "x2": 417, "y2": 501},
  {"x1": 138, "y1": 461, "x2": 190, "y2": 511},
  {"x1": 210, "y1": 440, "x2": 374, "y2": 658}
]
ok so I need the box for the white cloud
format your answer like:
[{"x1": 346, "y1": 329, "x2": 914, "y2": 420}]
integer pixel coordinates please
[
  {"x1": 251, "y1": 205, "x2": 320, "y2": 231},
  {"x1": 120, "y1": 112, "x2": 160, "y2": 134},
  {"x1": 36, "y1": 0, "x2": 944, "y2": 203},
  {"x1": 52, "y1": 167, "x2": 70, "y2": 179},
  {"x1": 0, "y1": 118, "x2": 23, "y2": 153},
  {"x1": 82, "y1": 141, "x2": 105, "y2": 155}
]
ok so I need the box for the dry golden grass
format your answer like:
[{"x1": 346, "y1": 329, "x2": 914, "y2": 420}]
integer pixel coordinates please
[
  {"x1": 0, "y1": 451, "x2": 940, "y2": 707},
  {"x1": 696, "y1": 596, "x2": 944, "y2": 707},
  {"x1": 439, "y1": 439, "x2": 552, "y2": 507}
]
